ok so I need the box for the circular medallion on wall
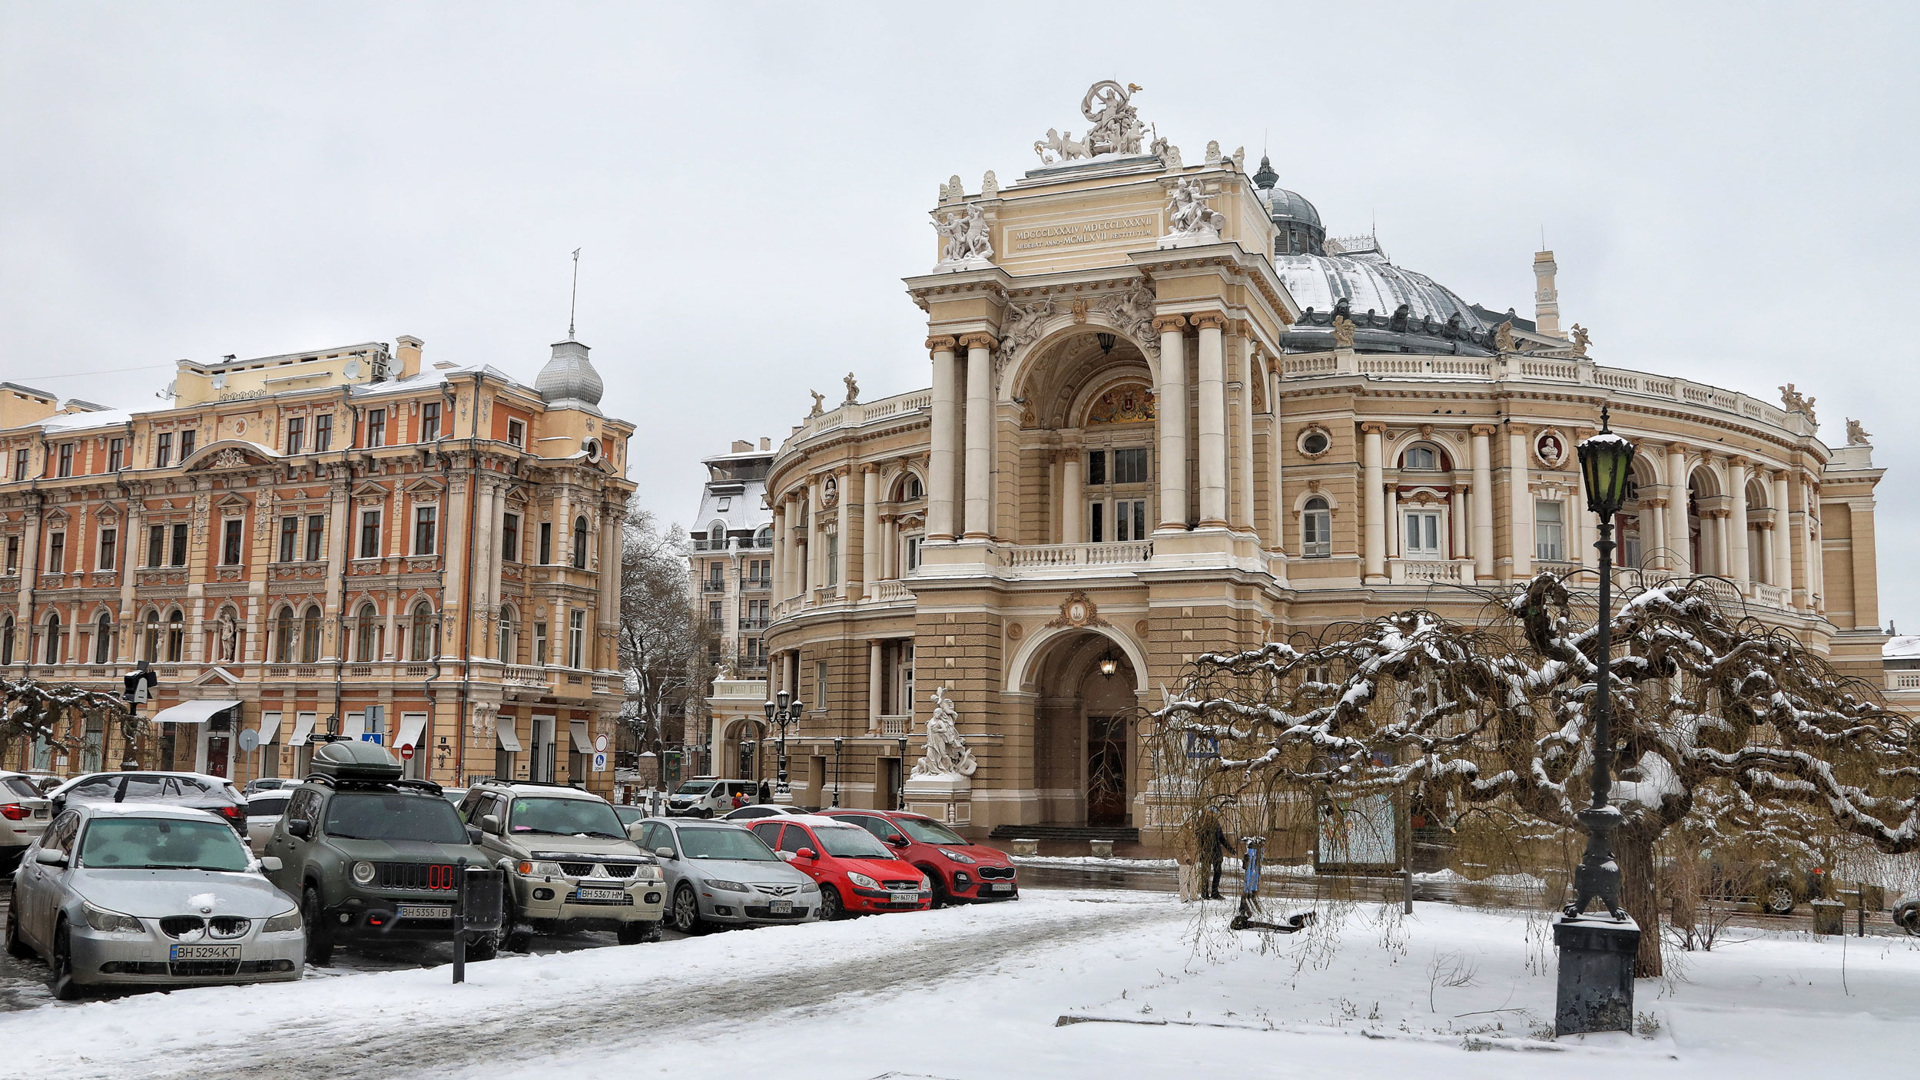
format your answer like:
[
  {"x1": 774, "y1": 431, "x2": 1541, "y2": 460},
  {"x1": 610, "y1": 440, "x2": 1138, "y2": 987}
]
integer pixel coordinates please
[
  {"x1": 1007, "y1": 622, "x2": 1023, "y2": 641},
  {"x1": 1297, "y1": 426, "x2": 1332, "y2": 459},
  {"x1": 233, "y1": 419, "x2": 246, "y2": 435},
  {"x1": 1135, "y1": 619, "x2": 1150, "y2": 639},
  {"x1": 1534, "y1": 428, "x2": 1570, "y2": 469}
]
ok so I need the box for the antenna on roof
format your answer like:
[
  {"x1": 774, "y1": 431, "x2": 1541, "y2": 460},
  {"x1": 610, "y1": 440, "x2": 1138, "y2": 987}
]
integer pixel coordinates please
[
  {"x1": 1540, "y1": 224, "x2": 1547, "y2": 250},
  {"x1": 568, "y1": 247, "x2": 582, "y2": 339}
]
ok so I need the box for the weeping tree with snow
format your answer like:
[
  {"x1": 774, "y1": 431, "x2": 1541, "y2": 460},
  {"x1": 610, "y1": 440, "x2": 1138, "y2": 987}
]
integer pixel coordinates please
[
  {"x1": 0, "y1": 674, "x2": 140, "y2": 770},
  {"x1": 1153, "y1": 571, "x2": 1920, "y2": 975}
]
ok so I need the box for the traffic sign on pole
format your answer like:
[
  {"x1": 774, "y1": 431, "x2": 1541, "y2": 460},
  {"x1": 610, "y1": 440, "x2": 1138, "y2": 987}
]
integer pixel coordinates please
[{"x1": 400, "y1": 743, "x2": 416, "y2": 760}]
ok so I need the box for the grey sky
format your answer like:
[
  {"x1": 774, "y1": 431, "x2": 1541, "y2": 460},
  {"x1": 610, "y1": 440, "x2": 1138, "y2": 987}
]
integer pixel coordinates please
[{"x1": 4, "y1": 3, "x2": 1916, "y2": 630}]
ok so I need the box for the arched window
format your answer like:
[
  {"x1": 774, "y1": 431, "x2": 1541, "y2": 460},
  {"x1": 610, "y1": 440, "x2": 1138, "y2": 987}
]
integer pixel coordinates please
[
  {"x1": 42, "y1": 613, "x2": 61, "y2": 665},
  {"x1": 1, "y1": 615, "x2": 13, "y2": 666},
  {"x1": 94, "y1": 612, "x2": 112, "y2": 664},
  {"x1": 301, "y1": 605, "x2": 322, "y2": 663},
  {"x1": 706, "y1": 520, "x2": 727, "y2": 550},
  {"x1": 573, "y1": 516, "x2": 590, "y2": 569},
  {"x1": 410, "y1": 602, "x2": 436, "y2": 662},
  {"x1": 144, "y1": 611, "x2": 161, "y2": 663},
  {"x1": 1302, "y1": 496, "x2": 1332, "y2": 558},
  {"x1": 895, "y1": 474, "x2": 924, "y2": 502},
  {"x1": 754, "y1": 526, "x2": 772, "y2": 549},
  {"x1": 274, "y1": 607, "x2": 294, "y2": 664},
  {"x1": 498, "y1": 605, "x2": 517, "y2": 663},
  {"x1": 165, "y1": 609, "x2": 185, "y2": 662},
  {"x1": 1400, "y1": 445, "x2": 1443, "y2": 471},
  {"x1": 355, "y1": 602, "x2": 379, "y2": 662}
]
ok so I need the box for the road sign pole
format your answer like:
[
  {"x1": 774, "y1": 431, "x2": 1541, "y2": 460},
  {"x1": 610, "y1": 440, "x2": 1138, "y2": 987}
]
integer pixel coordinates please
[{"x1": 452, "y1": 856, "x2": 468, "y2": 985}]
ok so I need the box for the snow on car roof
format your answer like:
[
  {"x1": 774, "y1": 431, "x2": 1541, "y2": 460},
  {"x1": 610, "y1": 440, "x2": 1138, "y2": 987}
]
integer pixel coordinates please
[
  {"x1": 781, "y1": 814, "x2": 863, "y2": 829},
  {"x1": 78, "y1": 802, "x2": 229, "y2": 821}
]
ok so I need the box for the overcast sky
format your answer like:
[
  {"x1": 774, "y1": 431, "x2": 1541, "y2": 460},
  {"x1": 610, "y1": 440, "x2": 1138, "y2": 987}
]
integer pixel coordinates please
[{"x1": 3, "y1": 3, "x2": 1916, "y2": 631}]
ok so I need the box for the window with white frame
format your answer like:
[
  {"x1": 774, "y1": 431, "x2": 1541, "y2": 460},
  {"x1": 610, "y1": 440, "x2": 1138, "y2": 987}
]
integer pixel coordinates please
[
  {"x1": 413, "y1": 505, "x2": 438, "y2": 556},
  {"x1": 1302, "y1": 497, "x2": 1332, "y2": 558},
  {"x1": 1402, "y1": 445, "x2": 1440, "y2": 470},
  {"x1": 567, "y1": 610, "x2": 585, "y2": 669},
  {"x1": 1535, "y1": 500, "x2": 1565, "y2": 562},
  {"x1": 903, "y1": 534, "x2": 922, "y2": 573},
  {"x1": 1403, "y1": 509, "x2": 1443, "y2": 559},
  {"x1": 825, "y1": 529, "x2": 839, "y2": 586}
]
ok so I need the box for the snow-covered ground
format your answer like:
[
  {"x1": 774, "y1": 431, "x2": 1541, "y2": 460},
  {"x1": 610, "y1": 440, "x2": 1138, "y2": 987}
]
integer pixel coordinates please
[{"x1": 9, "y1": 890, "x2": 1920, "y2": 1079}]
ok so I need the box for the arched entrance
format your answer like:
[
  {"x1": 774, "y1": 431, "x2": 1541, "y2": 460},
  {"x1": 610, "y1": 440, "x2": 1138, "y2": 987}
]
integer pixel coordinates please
[
  {"x1": 718, "y1": 716, "x2": 767, "y2": 782},
  {"x1": 1014, "y1": 627, "x2": 1143, "y2": 826}
]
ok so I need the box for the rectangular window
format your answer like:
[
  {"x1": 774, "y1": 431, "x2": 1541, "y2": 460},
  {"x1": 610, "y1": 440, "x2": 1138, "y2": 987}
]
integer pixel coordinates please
[
  {"x1": 1114, "y1": 447, "x2": 1149, "y2": 484},
  {"x1": 56, "y1": 443, "x2": 73, "y2": 478},
  {"x1": 222, "y1": 519, "x2": 243, "y2": 565},
  {"x1": 1087, "y1": 449, "x2": 1107, "y2": 486},
  {"x1": 538, "y1": 522, "x2": 552, "y2": 564},
  {"x1": 568, "y1": 610, "x2": 585, "y2": 668},
  {"x1": 501, "y1": 513, "x2": 519, "y2": 563},
  {"x1": 13, "y1": 448, "x2": 27, "y2": 481},
  {"x1": 1404, "y1": 510, "x2": 1442, "y2": 559},
  {"x1": 365, "y1": 408, "x2": 386, "y2": 447},
  {"x1": 178, "y1": 430, "x2": 195, "y2": 459},
  {"x1": 825, "y1": 530, "x2": 839, "y2": 586},
  {"x1": 814, "y1": 660, "x2": 828, "y2": 708},
  {"x1": 419, "y1": 401, "x2": 440, "y2": 442},
  {"x1": 507, "y1": 419, "x2": 525, "y2": 448},
  {"x1": 46, "y1": 532, "x2": 64, "y2": 573},
  {"x1": 306, "y1": 514, "x2": 324, "y2": 561},
  {"x1": 285, "y1": 417, "x2": 304, "y2": 455},
  {"x1": 279, "y1": 516, "x2": 299, "y2": 562},
  {"x1": 97, "y1": 527, "x2": 116, "y2": 571},
  {"x1": 1089, "y1": 501, "x2": 1104, "y2": 543},
  {"x1": 4, "y1": 534, "x2": 16, "y2": 573},
  {"x1": 107, "y1": 438, "x2": 122, "y2": 472},
  {"x1": 313, "y1": 413, "x2": 332, "y2": 452},
  {"x1": 708, "y1": 600, "x2": 723, "y2": 623},
  {"x1": 147, "y1": 524, "x2": 165, "y2": 568},
  {"x1": 904, "y1": 536, "x2": 922, "y2": 572},
  {"x1": 533, "y1": 622, "x2": 548, "y2": 665},
  {"x1": 1535, "y1": 501, "x2": 1565, "y2": 562},
  {"x1": 1114, "y1": 498, "x2": 1148, "y2": 541},
  {"x1": 155, "y1": 432, "x2": 173, "y2": 468},
  {"x1": 359, "y1": 510, "x2": 381, "y2": 559},
  {"x1": 170, "y1": 523, "x2": 188, "y2": 566},
  {"x1": 1303, "y1": 505, "x2": 1331, "y2": 558},
  {"x1": 413, "y1": 506, "x2": 437, "y2": 555}
]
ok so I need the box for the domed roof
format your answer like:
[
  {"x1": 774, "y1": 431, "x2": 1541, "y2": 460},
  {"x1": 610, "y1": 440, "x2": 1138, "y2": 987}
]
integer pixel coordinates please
[
  {"x1": 536, "y1": 339, "x2": 604, "y2": 414},
  {"x1": 1276, "y1": 248, "x2": 1483, "y2": 329},
  {"x1": 1264, "y1": 186, "x2": 1322, "y2": 231}
]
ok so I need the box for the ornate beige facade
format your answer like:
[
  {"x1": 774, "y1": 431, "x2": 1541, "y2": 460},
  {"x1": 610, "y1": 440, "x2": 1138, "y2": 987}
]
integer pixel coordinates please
[{"x1": 749, "y1": 85, "x2": 1891, "y2": 834}]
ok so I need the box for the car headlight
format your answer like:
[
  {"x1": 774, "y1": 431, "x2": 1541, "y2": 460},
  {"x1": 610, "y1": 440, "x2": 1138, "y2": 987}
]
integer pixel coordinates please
[
  {"x1": 920, "y1": 875, "x2": 933, "y2": 891},
  {"x1": 847, "y1": 872, "x2": 880, "y2": 890},
  {"x1": 516, "y1": 861, "x2": 567, "y2": 877},
  {"x1": 262, "y1": 908, "x2": 303, "y2": 933},
  {"x1": 800, "y1": 881, "x2": 820, "y2": 893},
  {"x1": 82, "y1": 902, "x2": 144, "y2": 934},
  {"x1": 938, "y1": 848, "x2": 976, "y2": 864},
  {"x1": 705, "y1": 878, "x2": 748, "y2": 893},
  {"x1": 351, "y1": 861, "x2": 375, "y2": 885},
  {"x1": 636, "y1": 865, "x2": 664, "y2": 883}
]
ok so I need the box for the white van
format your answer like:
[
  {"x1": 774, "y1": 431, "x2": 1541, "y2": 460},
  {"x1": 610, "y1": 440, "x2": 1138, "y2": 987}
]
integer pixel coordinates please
[{"x1": 666, "y1": 777, "x2": 760, "y2": 817}]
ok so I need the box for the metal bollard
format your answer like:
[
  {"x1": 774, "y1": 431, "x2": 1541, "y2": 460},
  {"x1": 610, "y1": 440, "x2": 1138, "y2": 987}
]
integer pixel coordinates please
[{"x1": 452, "y1": 856, "x2": 468, "y2": 984}]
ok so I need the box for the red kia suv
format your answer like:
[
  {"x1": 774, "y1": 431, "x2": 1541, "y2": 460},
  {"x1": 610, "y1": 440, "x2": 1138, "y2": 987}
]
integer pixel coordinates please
[
  {"x1": 825, "y1": 809, "x2": 1019, "y2": 905},
  {"x1": 749, "y1": 815, "x2": 931, "y2": 920}
]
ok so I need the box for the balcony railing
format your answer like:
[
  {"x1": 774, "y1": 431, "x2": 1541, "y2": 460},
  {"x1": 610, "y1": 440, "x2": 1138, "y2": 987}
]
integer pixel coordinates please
[
  {"x1": 1001, "y1": 540, "x2": 1153, "y2": 571},
  {"x1": 739, "y1": 618, "x2": 770, "y2": 631},
  {"x1": 878, "y1": 714, "x2": 911, "y2": 736},
  {"x1": 870, "y1": 579, "x2": 912, "y2": 602},
  {"x1": 702, "y1": 579, "x2": 728, "y2": 592},
  {"x1": 740, "y1": 577, "x2": 771, "y2": 591},
  {"x1": 1387, "y1": 558, "x2": 1476, "y2": 586}
]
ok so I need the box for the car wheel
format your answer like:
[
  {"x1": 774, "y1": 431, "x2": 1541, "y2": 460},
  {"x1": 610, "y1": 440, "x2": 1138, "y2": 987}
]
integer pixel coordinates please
[
  {"x1": 1765, "y1": 884, "x2": 1795, "y2": 916},
  {"x1": 4, "y1": 902, "x2": 31, "y2": 960},
  {"x1": 617, "y1": 920, "x2": 660, "y2": 945},
  {"x1": 671, "y1": 884, "x2": 702, "y2": 934},
  {"x1": 464, "y1": 931, "x2": 498, "y2": 961},
  {"x1": 302, "y1": 885, "x2": 334, "y2": 966},
  {"x1": 503, "y1": 897, "x2": 534, "y2": 953},
  {"x1": 49, "y1": 919, "x2": 80, "y2": 1001},
  {"x1": 925, "y1": 870, "x2": 951, "y2": 910},
  {"x1": 818, "y1": 884, "x2": 844, "y2": 921}
]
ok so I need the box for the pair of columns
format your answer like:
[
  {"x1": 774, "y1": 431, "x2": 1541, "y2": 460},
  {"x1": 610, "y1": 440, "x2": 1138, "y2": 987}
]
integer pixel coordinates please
[
  {"x1": 1157, "y1": 312, "x2": 1233, "y2": 529},
  {"x1": 926, "y1": 332, "x2": 998, "y2": 541}
]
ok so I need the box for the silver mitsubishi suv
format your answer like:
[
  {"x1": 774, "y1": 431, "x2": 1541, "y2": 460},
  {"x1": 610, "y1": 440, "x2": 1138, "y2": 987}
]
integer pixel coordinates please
[{"x1": 457, "y1": 780, "x2": 666, "y2": 949}]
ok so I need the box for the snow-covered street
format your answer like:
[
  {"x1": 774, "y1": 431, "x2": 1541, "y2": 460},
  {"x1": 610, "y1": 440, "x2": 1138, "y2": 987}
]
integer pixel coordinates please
[{"x1": 8, "y1": 886, "x2": 1920, "y2": 1079}]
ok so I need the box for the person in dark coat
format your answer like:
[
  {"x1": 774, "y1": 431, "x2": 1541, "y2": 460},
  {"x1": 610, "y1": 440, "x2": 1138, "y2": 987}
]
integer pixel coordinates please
[
  {"x1": 1201, "y1": 812, "x2": 1229, "y2": 900},
  {"x1": 758, "y1": 780, "x2": 772, "y2": 804}
]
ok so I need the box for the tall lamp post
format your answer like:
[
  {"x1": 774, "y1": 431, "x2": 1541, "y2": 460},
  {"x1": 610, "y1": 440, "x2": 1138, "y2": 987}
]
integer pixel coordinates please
[
  {"x1": 896, "y1": 736, "x2": 909, "y2": 810},
  {"x1": 763, "y1": 691, "x2": 803, "y2": 803},
  {"x1": 832, "y1": 736, "x2": 844, "y2": 808},
  {"x1": 1556, "y1": 406, "x2": 1639, "y2": 1036}
]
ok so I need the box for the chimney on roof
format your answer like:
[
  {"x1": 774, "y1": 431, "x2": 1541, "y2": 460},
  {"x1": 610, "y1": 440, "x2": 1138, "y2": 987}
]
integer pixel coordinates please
[
  {"x1": 759, "y1": 437, "x2": 771, "y2": 452},
  {"x1": 396, "y1": 336, "x2": 424, "y2": 379},
  {"x1": 731, "y1": 440, "x2": 753, "y2": 453},
  {"x1": 1532, "y1": 251, "x2": 1560, "y2": 339}
]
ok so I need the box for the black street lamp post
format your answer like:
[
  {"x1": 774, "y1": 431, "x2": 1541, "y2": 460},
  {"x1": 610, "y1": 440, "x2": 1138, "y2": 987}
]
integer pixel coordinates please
[
  {"x1": 1556, "y1": 405, "x2": 1640, "y2": 1036},
  {"x1": 763, "y1": 691, "x2": 803, "y2": 801},
  {"x1": 896, "y1": 735, "x2": 909, "y2": 810},
  {"x1": 832, "y1": 736, "x2": 844, "y2": 808}
]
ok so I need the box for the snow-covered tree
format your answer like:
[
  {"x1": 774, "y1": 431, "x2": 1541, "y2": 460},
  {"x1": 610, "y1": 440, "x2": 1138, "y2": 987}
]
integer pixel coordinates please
[
  {"x1": 1, "y1": 674, "x2": 140, "y2": 768},
  {"x1": 618, "y1": 504, "x2": 717, "y2": 759},
  {"x1": 1154, "y1": 572, "x2": 1919, "y2": 975}
]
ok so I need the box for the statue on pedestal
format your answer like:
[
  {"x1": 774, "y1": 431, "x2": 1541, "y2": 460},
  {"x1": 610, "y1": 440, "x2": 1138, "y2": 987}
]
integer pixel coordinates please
[{"x1": 912, "y1": 687, "x2": 978, "y2": 778}]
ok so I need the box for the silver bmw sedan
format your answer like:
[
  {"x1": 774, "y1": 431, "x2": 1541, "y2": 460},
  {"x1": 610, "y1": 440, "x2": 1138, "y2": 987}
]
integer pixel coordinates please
[{"x1": 6, "y1": 803, "x2": 306, "y2": 999}]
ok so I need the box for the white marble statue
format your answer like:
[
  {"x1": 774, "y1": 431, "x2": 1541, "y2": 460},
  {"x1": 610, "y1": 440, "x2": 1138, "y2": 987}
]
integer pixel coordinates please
[
  {"x1": 1082, "y1": 80, "x2": 1146, "y2": 156},
  {"x1": 960, "y1": 203, "x2": 993, "y2": 260},
  {"x1": 934, "y1": 211, "x2": 969, "y2": 263},
  {"x1": 1035, "y1": 128, "x2": 1092, "y2": 164},
  {"x1": 912, "y1": 687, "x2": 978, "y2": 778},
  {"x1": 1163, "y1": 177, "x2": 1226, "y2": 240}
]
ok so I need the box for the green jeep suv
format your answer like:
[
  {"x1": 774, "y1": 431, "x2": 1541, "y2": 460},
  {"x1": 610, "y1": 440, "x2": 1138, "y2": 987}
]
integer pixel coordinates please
[{"x1": 264, "y1": 740, "x2": 499, "y2": 965}]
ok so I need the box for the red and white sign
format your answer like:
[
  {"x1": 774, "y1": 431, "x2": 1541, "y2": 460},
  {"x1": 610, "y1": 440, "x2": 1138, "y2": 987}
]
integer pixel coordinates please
[{"x1": 399, "y1": 743, "x2": 415, "y2": 760}]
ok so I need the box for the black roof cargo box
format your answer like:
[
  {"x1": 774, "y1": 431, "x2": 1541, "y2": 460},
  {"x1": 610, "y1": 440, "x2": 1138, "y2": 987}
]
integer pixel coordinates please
[{"x1": 310, "y1": 739, "x2": 404, "y2": 781}]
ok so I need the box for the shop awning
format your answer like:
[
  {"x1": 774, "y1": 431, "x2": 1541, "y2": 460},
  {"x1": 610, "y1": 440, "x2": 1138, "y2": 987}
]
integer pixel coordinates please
[
  {"x1": 256, "y1": 712, "x2": 284, "y2": 748},
  {"x1": 341, "y1": 710, "x2": 366, "y2": 740},
  {"x1": 395, "y1": 714, "x2": 428, "y2": 754},
  {"x1": 570, "y1": 719, "x2": 593, "y2": 754},
  {"x1": 151, "y1": 700, "x2": 241, "y2": 725},
  {"x1": 497, "y1": 719, "x2": 522, "y2": 753},
  {"x1": 287, "y1": 713, "x2": 318, "y2": 747}
]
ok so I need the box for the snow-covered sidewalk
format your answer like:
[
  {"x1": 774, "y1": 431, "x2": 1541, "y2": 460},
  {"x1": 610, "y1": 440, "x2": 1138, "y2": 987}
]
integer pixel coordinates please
[{"x1": 9, "y1": 890, "x2": 1920, "y2": 1079}]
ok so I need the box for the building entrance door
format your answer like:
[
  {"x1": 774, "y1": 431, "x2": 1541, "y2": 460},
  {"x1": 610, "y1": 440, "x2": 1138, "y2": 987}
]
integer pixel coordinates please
[{"x1": 1087, "y1": 715, "x2": 1127, "y2": 825}]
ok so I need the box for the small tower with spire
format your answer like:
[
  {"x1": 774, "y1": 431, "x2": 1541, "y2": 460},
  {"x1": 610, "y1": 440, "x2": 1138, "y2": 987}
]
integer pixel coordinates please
[{"x1": 1532, "y1": 248, "x2": 1561, "y2": 338}]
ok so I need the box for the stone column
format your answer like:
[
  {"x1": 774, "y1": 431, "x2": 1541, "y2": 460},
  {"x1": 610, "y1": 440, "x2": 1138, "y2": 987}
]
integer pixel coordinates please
[
  {"x1": 1450, "y1": 489, "x2": 1467, "y2": 562},
  {"x1": 835, "y1": 468, "x2": 853, "y2": 601},
  {"x1": 860, "y1": 465, "x2": 879, "y2": 599},
  {"x1": 1667, "y1": 447, "x2": 1690, "y2": 574},
  {"x1": 926, "y1": 336, "x2": 959, "y2": 540},
  {"x1": 1386, "y1": 484, "x2": 1400, "y2": 558},
  {"x1": 1268, "y1": 368, "x2": 1286, "y2": 553},
  {"x1": 1509, "y1": 425, "x2": 1532, "y2": 579},
  {"x1": 117, "y1": 498, "x2": 143, "y2": 660},
  {"x1": 868, "y1": 639, "x2": 883, "y2": 733},
  {"x1": 1154, "y1": 314, "x2": 1189, "y2": 530},
  {"x1": 1234, "y1": 337, "x2": 1256, "y2": 531},
  {"x1": 1062, "y1": 449, "x2": 1083, "y2": 544},
  {"x1": 1729, "y1": 458, "x2": 1751, "y2": 587},
  {"x1": 1803, "y1": 477, "x2": 1823, "y2": 608},
  {"x1": 961, "y1": 333, "x2": 997, "y2": 539},
  {"x1": 1470, "y1": 425, "x2": 1495, "y2": 579},
  {"x1": 1361, "y1": 423, "x2": 1385, "y2": 582},
  {"x1": 1193, "y1": 313, "x2": 1228, "y2": 527},
  {"x1": 1574, "y1": 466, "x2": 1591, "y2": 568},
  {"x1": 467, "y1": 481, "x2": 496, "y2": 660},
  {"x1": 1772, "y1": 471, "x2": 1793, "y2": 594},
  {"x1": 770, "y1": 503, "x2": 786, "y2": 601}
]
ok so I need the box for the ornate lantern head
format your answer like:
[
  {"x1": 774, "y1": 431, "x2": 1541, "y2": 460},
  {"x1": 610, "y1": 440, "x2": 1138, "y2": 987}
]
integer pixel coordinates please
[
  {"x1": 1578, "y1": 406, "x2": 1637, "y2": 519},
  {"x1": 1099, "y1": 651, "x2": 1119, "y2": 678},
  {"x1": 763, "y1": 700, "x2": 776, "y2": 722},
  {"x1": 776, "y1": 689, "x2": 791, "y2": 711}
]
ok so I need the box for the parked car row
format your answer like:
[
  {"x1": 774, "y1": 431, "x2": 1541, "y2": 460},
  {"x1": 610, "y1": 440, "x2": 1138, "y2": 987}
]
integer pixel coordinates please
[{"x1": 5, "y1": 747, "x2": 1021, "y2": 1002}]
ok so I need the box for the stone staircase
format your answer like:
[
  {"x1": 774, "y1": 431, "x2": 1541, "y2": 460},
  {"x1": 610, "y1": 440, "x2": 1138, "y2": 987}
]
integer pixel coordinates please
[{"x1": 988, "y1": 823, "x2": 1141, "y2": 844}]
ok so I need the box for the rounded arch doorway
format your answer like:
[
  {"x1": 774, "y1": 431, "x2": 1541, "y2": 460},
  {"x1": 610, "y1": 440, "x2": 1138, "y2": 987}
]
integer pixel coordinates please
[{"x1": 1014, "y1": 627, "x2": 1143, "y2": 827}]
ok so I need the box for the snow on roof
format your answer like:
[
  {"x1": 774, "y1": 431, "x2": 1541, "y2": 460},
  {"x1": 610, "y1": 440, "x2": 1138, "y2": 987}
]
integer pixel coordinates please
[
  {"x1": 349, "y1": 364, "x2": 523, "y2": 399},
  {"x1": 75, "y1": 802, "x2": 231, "y2": 820},
  {"x1": 1885, "y1": 636, "x2": 1920, "y2": 659},
  {"x1": 41, "y1": 408, "x2": 133, "y2": 433}
]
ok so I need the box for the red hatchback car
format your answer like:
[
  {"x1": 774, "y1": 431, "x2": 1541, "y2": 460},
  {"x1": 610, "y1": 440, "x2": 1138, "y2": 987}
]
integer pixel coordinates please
[
  {"x1": 750, "y1": 815, "x2": 931, "y2": 920},
  {"x1": 825, "y1": 809, "x2": 1019, "y2": 905}
]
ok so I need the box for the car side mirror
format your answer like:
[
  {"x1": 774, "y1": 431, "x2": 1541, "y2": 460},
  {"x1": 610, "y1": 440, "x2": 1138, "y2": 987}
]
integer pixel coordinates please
[
  {"x1": 260, "y1": 856, "x2": 283, "y2": 873},
  {"x1": 286, "y1": 819, "x2": 311, "y2": 839},
  {"x1": 886, "y1": 834, "x2": 910, "y2": 848},
  {"x1": 797, "y1": 847, "x2": 817, "y2": 860},
  {"x1": 49, "y1": 796, "x2": 65, "y2": 814},
  {"x1": 480, "y1": 814, "x2": 502, "y2": 835},
  {"x1": 466, "y1": 825, "x2": 484, "y2": 844},
  {"x1": 34, "y1": 848, "x2": 67, "y2": 867},
  {"x1": 654, "y1": 846, "x2": 676, "y2": 860}
]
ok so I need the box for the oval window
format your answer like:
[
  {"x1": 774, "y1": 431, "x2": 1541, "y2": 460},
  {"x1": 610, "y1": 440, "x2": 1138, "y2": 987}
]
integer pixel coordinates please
[{"x1": 1301, "y1": 430, "x2": 1330, "y2": 456}]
